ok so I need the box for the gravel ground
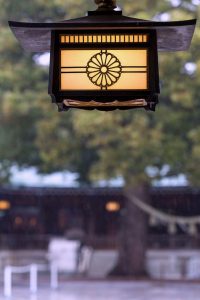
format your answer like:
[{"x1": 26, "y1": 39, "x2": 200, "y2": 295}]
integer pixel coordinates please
[{"x1": 0, "y1": 280, "x2": 200, "y2": 300}]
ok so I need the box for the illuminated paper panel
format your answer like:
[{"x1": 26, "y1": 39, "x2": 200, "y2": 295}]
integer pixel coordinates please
[{"x1": 60, "y1": 49, "x2": 148, "y2": 91}]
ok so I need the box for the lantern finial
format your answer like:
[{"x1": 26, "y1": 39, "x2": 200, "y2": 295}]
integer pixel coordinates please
[{"x1": 95, "y1": 0, "x2": 117, "y2": 11}]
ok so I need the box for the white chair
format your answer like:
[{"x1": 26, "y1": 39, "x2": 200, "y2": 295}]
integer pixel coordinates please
[{"x1": 3, "y1": 263, "x2": 59, "y2": 297}]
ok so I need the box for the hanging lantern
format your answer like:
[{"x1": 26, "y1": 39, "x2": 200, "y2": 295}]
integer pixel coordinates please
[
  {"x1": 188, "y1": 223, "x2": 197, "y2": 236},
  {"x1": 0, "y1": 200, "x2": 11, "y2": 211},
  {"x1": 9, "y1": 0, "x2": 196, "y2": 111},
  {"x1": 168, "y1": 223, "x2": 177, "y2": 235},
  {"x1": 149, "y1": 215, "x2": 158, "y2": 226}
]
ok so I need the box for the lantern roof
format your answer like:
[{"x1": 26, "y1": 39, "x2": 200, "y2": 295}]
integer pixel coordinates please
[{"x1": 9, "y1": 10, "x2": 196, "y2": 53}]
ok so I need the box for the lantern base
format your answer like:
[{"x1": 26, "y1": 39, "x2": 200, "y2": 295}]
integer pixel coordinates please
[{"x1": 54, "y1": 96, "x2": 158, "y2": 112}]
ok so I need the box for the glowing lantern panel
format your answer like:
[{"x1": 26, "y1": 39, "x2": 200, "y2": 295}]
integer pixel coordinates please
[{"x1": 49, "y1": 30, "x2": 159, "y2": 111}]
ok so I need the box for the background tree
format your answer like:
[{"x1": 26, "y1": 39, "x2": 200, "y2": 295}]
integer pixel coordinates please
[
  {"x1": 0, "y1": 0, "x2": 94, "y2": 184},
  {"x1": 0, "y1": 0, "x2": 200, "y2": 275}
]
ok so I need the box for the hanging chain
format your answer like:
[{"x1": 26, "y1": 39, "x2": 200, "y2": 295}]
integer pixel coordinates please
[{"x1": 94, "y1": 0, "x2": 117, "y2": 10}]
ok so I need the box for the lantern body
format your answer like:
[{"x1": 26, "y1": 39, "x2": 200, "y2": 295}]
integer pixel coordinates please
[
  {"x1": 9, "y1": 8, "x2": 196, "y2": 112},
  {"x1": 49, "y1": 29, "x2": 159, "y2": 111}
]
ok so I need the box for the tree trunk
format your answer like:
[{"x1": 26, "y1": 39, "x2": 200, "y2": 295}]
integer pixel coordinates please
[{"x1": 110, "y1": 184, "x2": 149, "y2": 277}]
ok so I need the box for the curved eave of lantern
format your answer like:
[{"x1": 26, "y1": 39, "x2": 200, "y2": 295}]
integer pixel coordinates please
[{"x1": 9, "y1": 13, "x2": 196, "y2": 53}]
